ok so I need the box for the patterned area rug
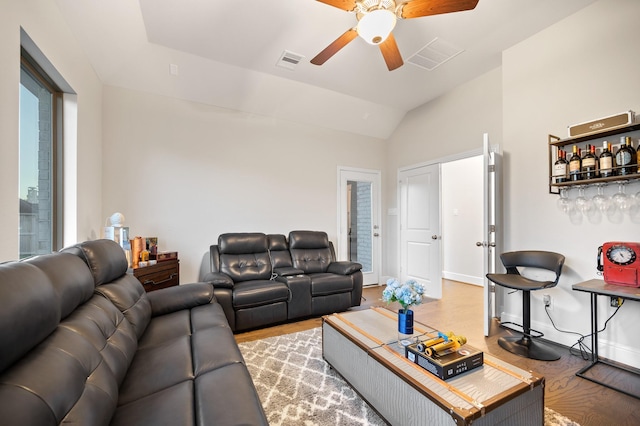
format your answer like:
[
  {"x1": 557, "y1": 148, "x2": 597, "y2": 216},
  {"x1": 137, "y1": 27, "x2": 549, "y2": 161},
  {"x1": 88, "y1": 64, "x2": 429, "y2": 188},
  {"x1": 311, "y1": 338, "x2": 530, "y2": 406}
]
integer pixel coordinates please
[{"x1": 238, "y1": 327, "x2": 580, "y2": 426}]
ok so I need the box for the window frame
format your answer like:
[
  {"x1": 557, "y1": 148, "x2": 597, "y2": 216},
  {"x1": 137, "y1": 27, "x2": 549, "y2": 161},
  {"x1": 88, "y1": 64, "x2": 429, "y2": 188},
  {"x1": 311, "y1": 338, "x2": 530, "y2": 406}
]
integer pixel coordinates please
[{"x1": 19, "y1": 49, "x2": 64, "y2": 255}]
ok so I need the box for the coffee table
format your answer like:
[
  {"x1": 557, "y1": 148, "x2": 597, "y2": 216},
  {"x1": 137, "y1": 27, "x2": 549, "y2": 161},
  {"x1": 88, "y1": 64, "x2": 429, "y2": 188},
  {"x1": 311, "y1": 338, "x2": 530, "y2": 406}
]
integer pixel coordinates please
[{"x1": 322, "y1": 307, "x2": 544, "y2": 426}]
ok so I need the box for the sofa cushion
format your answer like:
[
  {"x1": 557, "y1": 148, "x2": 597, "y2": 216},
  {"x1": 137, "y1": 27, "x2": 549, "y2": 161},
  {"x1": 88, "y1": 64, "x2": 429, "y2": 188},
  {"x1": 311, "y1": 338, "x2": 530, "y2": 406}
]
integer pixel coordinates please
[
  {"x1": 60, "y1": 294, "x2": 138, "y2": 386},
  {"x1": 309, "y1": 273, "x2": 353, "y2": 296},
  {"x1": 232, "y1": 280, "x2": 290, "y2": 309},
  {"x1": 289, "y1": 231, "x2": 334, "y2": 274},
  {"x1": 220, "y1": 252, "x2": 272, "y2": 282},
  {"x1": 26, "y1": 253, "x2": 96, "y2": 319},
  {"x1": 218, "y1": 233, "x2": 268, "y2": 255},
  {"x1": 62, "y1": 239, "x2": 128, "y2": 286},
  {"x1": 96, "y1": 275, "x2": 153, "y2": 340},
  {"x1": 0, "y1": 261, "x2": 58, "y2": 372},
  {"x1": 0, "y1": 326, "x2": 119, "y2": 425}
]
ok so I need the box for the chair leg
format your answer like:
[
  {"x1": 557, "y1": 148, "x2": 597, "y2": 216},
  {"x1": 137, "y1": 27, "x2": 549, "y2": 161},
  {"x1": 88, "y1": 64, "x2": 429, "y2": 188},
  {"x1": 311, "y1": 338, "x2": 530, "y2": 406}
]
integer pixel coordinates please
[{"x1": 498, "y1": 290, "x2": 561, "y2": 361}]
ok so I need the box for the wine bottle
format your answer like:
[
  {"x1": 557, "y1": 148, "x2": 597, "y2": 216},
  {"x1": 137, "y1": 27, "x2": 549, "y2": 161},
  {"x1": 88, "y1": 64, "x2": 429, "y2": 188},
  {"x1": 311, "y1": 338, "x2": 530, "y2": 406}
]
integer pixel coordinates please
[
  {"x1": 569, "y1": 145, "x2": 581, "y2": 181},
  {"x1": 616, "y1": 136, "x2": 634, "y2": 175},
  {"x1": 626, "y1": 136, "x2": 638, "y2": 174},
  {"x1": 553, "y1": 149, "x2": 568, "y2": 183},
  {"x1": 599, "y1": 141, "x2": 614, "y2": 178},
  {"x1": 582, "y1": 144, "x2": 597, "y2": 180}
]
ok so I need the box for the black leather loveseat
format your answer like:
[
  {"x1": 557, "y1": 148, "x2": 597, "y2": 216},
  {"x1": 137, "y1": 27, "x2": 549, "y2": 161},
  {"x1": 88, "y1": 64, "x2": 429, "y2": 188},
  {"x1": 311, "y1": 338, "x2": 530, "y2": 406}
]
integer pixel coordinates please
[
  {"x1": 0, "y1": 239, "x2": 267, "y2": 426},
  {"x1": 203, "y1": 231, "x2": 363, "y2": 332}
]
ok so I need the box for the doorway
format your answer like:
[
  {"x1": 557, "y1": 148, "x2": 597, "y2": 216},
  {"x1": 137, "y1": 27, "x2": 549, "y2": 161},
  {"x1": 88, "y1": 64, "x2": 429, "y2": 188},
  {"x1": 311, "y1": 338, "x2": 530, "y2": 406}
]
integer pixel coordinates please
[
  {"x1": 441, "y1": 155, "x2": 484, "y2": 287},
  {"x1": 397, "y1": 135, "x2": 501, "y2": 336},
  {"x1": 338, "y1": 167, "x2": 381, "y2": 286}
]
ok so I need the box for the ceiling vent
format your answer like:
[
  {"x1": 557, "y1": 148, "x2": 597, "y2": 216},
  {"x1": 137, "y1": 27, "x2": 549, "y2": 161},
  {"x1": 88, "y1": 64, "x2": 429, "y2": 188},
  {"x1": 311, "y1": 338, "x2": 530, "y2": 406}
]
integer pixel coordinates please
[
  {"x1": 277, "y1": 50, "x2": 305, "y2": 70},
  {"x1": 407, "y1": 38, "x2": 464, "y2": 71}
]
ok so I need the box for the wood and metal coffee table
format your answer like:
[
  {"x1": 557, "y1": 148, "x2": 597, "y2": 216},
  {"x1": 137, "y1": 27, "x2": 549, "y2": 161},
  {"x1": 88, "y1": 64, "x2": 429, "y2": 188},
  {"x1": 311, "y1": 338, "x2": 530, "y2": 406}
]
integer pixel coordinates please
[{"x1": 322, "y1": 307, "x2": 544, "y2": 426}]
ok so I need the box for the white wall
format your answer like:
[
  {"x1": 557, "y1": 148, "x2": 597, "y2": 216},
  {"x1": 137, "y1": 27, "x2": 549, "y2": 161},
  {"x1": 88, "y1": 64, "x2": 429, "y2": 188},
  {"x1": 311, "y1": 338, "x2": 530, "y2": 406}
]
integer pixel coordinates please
[
  {"x1": 0, "y1": 0, "x2": 103, "y2": 261},
  {"x1": 102, "y1": 86, "x2": 387, "y2": 283},
  {"x1": 384, "y1": 0, "x2": 640, "y2": 369},
  {"x1": 383, "y1": 67, "x2": 503, "y2": 278},
  {"x1": 502, "y1": 0, "x2": 640, "y2": 368},
  {"x1": 442, "y1": 156, "x2": 484, "y2": 286}
]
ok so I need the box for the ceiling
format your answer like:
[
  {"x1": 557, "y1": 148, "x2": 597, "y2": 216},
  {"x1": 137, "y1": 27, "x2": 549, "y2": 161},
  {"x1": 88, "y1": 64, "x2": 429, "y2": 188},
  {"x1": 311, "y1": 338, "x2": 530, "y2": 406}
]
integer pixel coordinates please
[{"x1": 54, "y1": 0, "x2": 596, "y2": 138}]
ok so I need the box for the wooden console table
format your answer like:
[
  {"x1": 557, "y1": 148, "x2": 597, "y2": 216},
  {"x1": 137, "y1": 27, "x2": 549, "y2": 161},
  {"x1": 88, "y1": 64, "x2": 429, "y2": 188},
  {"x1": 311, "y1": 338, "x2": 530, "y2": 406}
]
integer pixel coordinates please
[
  {"x1": 133, "y1": 258, "x2": 180, "y2": 292},
  {"x1": 571, "y1": 279, "x2": 640, "y2": 399}
]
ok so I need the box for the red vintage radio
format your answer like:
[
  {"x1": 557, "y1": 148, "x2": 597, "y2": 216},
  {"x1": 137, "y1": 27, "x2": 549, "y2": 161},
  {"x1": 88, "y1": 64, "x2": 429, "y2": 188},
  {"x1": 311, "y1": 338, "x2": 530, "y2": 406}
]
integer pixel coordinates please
[{"x1": 597, "y1": 242, "x2": 640, "y2": 287}]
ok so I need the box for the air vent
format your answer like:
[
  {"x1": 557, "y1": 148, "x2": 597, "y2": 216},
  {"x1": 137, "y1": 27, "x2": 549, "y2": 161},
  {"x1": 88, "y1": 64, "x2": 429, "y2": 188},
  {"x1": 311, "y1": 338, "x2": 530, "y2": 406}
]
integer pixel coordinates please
[
  {"x1": 277, "y1": 50, "x2": 305, "y2": 70},
  {"x1": 407, "y1": 38, "x2": 464, "y2": 71}
]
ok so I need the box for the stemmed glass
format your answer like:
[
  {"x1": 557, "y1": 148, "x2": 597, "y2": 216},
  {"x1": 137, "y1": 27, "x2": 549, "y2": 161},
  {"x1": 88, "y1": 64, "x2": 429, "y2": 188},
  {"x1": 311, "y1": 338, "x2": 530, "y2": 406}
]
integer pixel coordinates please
[
  {"x1": 591, "y1": 184, "x2": 610, "y2": 212},
  {"x1": 574, "y1": 186, "x2": 593, "y2": 215},
  {"x1": 557, "y1": 187, "x2": 573, "y2": 214},
  {"x1": 612, "y1": 182, "x2": 632, "y2": 211}
]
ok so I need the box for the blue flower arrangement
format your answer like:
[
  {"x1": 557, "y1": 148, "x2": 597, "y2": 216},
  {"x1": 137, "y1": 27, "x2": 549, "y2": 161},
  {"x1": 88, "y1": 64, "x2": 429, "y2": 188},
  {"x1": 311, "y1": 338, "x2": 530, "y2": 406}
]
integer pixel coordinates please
[{"x1": 382, "y1": 278, "x2": 425, "y2": 310}]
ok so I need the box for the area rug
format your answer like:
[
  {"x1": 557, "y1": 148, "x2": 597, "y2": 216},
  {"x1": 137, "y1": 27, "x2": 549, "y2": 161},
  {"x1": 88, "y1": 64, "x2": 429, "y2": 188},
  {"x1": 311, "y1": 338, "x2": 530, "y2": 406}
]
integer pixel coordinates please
[{"x1": 238, "y1": 327, "x2": 580, "y2": 426}]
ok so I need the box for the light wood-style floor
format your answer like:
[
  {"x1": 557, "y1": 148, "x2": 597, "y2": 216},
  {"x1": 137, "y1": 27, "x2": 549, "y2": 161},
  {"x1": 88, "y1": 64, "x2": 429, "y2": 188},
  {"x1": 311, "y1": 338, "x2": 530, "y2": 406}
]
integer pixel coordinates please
[{"x1": 235, "y1": 280, "x2": 640, "y2": 426}]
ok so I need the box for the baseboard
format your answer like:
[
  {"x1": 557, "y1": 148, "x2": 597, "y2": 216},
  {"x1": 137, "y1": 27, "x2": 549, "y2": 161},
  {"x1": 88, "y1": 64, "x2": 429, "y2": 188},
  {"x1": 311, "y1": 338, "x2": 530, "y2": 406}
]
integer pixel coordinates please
[
  {"x1": 442, "y1": 271, "x2": 483, "y2": 287},
  {"x1": 500, "y1": 312, "x2": 640, "y2": 370}
]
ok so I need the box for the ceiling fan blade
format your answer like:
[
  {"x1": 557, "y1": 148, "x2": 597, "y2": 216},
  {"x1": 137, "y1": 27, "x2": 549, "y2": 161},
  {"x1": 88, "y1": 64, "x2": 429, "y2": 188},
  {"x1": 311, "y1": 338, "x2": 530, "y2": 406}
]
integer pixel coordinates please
[
  {"x1": 399, "y1": 0, "x2": 479, "y2": 19},
  {"x1": 379, "y1": 33, "x2": 404, "y2": 71},
  {"x1": 310, "y1": 29, "x2": 358, "y2": 65},
  {"x1": 316, "y1": 0, "x2": 357, "y2": 12}
]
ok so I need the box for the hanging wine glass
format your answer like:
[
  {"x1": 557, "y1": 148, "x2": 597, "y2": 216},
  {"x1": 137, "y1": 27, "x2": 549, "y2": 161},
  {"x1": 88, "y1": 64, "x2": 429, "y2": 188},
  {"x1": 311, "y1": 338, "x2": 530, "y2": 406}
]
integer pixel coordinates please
[
  {"x1": 591, "y1": 184, "x2": 610, "y2": 212},
  {"x1": 574, "y1": 186, "x2": 593, "y2": 215},
  {"x1": 612, "y1": 181, "x2": 632, "y2": 211},
  {"x1": 556, "y1": 187, "x2": 573, "y2": 214}
]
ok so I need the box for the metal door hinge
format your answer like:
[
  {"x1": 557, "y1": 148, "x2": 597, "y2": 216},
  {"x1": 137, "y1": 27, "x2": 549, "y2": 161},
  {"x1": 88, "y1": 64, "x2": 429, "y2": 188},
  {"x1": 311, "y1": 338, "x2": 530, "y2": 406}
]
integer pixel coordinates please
[{"x1": 488, "y1": 165, "x2": 495, "y2": 173}]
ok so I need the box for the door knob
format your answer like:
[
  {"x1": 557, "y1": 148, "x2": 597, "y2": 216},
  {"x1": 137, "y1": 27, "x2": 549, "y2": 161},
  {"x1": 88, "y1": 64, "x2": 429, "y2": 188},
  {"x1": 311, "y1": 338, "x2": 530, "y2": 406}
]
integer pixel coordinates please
[
  {"x1": 476, "y1": 241, "x2": 483, "y2": 247},
  {"x1": 431, "y1": 235, "x2": 438, "y2": 240}
]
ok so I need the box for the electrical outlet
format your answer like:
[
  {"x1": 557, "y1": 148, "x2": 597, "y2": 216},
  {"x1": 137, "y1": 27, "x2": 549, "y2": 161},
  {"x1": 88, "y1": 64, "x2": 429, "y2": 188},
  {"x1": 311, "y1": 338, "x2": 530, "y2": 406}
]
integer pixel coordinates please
[
  {"x1": 543, "y1": 294, "x2": 552, "y2": 310},
  {"x1": 610, "y1": 297, "x2": 622, "y2": 308}
]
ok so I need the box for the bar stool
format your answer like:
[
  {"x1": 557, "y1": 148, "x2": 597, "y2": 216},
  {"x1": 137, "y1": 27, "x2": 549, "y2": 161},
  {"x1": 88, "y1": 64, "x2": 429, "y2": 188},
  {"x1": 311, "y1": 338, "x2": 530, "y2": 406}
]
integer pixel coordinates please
[{"x1": 486, "y1": 250, "x2": 565, "y2": 361}]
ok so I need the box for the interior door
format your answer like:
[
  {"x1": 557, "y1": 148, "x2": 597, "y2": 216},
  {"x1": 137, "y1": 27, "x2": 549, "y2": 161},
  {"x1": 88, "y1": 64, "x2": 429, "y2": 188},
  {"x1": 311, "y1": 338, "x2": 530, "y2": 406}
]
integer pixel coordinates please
[
  {"x1": 481, "y1": 133, "x2": 502, "y2": 336},
  {"x1": 399, "y1": 164, "x2": 441, "y2": 299},
  {"x1": 338, "y1": 168, "x2": 381, "y2": 285}
]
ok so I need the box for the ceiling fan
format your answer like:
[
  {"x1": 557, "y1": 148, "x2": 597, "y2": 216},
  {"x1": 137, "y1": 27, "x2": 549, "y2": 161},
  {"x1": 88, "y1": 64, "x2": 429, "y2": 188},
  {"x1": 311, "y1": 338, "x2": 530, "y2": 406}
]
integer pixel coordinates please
[{"x1": 311, "y1": 0, "x2": 479, "y2": 71}]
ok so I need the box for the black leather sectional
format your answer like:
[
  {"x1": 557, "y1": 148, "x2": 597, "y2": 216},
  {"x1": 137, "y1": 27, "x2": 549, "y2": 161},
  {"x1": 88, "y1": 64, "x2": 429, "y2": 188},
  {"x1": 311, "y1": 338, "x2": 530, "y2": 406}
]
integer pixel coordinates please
[
  {"x1": 203, "y1": 231, "x2": 363, "y2": 332},
  {"x1": 0, "y1": 239, "x2": 268, "y2": 426}
]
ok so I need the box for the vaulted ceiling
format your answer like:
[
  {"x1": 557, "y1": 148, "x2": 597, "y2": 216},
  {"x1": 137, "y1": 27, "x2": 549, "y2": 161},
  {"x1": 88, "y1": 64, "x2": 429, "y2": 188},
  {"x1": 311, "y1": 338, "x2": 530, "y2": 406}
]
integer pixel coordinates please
[{"x1": 54, "y1": 0, "x2": 595, "y2": 138}]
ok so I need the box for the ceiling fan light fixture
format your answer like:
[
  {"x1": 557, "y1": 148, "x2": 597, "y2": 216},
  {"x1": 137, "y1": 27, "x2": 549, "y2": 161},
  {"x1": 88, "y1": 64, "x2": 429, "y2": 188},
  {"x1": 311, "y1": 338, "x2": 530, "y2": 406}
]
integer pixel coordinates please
[{"x1": 357, "y1": 9, "x2": 396, "y2": 45}]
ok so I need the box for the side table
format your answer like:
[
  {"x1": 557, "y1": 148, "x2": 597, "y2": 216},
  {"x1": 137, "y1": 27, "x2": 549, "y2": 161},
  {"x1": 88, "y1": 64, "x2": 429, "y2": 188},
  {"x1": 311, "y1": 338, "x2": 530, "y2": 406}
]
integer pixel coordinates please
[
  {"x1": 133, "y1": 258, "x2": 180, "y2": 292},
  {"x1": 571, "y1": 278, "x2": 640, "y2": 399}
]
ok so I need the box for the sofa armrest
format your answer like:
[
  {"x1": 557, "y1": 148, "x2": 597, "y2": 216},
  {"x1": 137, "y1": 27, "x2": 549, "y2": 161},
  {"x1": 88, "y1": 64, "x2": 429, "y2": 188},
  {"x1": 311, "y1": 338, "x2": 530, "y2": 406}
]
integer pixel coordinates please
[
  {"x1": 327, "y1": 261, "x2": 362, "y2": 275},
  {"x1": 201, "y1": 271, "x2": 234, "y2": 289},
  {"x1": 147, "y1": 282, "x2": 215, "y2": 317}
]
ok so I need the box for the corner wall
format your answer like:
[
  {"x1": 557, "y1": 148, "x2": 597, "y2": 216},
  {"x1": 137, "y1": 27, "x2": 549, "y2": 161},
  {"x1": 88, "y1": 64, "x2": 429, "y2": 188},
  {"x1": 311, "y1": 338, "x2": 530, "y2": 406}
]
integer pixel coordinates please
[
  {"x1": 102, "y1": 86, "x2": 387, "y2": 283},
  {"x1": 383, "y1": 67, "x2": 503, "y2": 278},
  {"x1": 502, "y1": 0, "x2": 640, "y2": 367},
  {"x1": 0, "y1": 0, "x2": 103, "y2": 261}
]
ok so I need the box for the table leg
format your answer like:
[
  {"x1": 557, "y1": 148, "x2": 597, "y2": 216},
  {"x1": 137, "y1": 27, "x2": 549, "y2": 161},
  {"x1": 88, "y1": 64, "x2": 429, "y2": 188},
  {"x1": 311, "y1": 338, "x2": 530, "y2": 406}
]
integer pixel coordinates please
[{"x1": 591, "y1": 293, "x2": 598, "y2": 362}]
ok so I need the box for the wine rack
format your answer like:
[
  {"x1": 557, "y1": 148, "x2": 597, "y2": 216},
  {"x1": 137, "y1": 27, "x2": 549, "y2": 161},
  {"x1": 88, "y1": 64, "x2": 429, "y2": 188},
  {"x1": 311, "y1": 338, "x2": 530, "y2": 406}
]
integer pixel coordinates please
[{"x1": 548, "y1": 122, "x2": 640, "y2": 194}]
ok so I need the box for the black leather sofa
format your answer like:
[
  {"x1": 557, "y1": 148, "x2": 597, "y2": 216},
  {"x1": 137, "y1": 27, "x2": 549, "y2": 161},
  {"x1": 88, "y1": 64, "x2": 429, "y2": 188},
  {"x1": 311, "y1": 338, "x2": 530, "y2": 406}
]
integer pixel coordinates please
[
  {"x1": 0, "y1": 239, "x2": 268, "y2": 426},
  {"x1": 203, "y1": 231, "x2": 363, "y2": 332}
]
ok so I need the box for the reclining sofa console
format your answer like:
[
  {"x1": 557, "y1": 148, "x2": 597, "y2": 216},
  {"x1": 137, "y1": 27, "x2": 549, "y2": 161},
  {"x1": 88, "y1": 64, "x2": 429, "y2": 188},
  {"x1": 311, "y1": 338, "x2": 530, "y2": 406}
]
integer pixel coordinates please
[{"x1": 204, "y1": 231, "x2": 363, "y2": 332}]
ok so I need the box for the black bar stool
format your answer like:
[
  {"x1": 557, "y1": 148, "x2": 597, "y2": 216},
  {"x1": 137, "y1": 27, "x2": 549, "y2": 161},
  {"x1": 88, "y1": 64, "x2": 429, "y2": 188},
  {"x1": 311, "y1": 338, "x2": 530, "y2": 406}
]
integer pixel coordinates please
[{"x1": 487, "y1": 251, "x2": 565, "y2": 361}]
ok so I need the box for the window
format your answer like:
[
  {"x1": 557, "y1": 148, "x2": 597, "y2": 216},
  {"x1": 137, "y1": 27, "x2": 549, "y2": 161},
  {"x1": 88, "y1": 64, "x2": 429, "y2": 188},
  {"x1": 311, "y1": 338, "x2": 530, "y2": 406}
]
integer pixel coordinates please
[{"x1": 19, "y1": 51, "x2": 62, "y2": 258}]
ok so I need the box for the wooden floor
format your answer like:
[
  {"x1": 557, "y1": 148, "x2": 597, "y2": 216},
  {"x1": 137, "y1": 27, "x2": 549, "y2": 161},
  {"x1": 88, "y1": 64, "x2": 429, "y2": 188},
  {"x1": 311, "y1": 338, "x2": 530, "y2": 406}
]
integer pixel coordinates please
[{"x1": 235, "y1": 280, "x2": 640, "y2": 426}]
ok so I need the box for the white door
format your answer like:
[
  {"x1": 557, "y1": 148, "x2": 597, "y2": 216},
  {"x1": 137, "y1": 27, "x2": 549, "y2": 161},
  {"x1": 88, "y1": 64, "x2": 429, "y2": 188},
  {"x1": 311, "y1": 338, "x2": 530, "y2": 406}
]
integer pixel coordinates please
[
  {"x1": 481, "y1": 134, "x2": 502, "y2": 336},
  {"x1": 338, "y1": 168, "x2": 381, "y2": 285},
  {"x1": 399, "y1": 164, "x2": 441, "y2": 299}
]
